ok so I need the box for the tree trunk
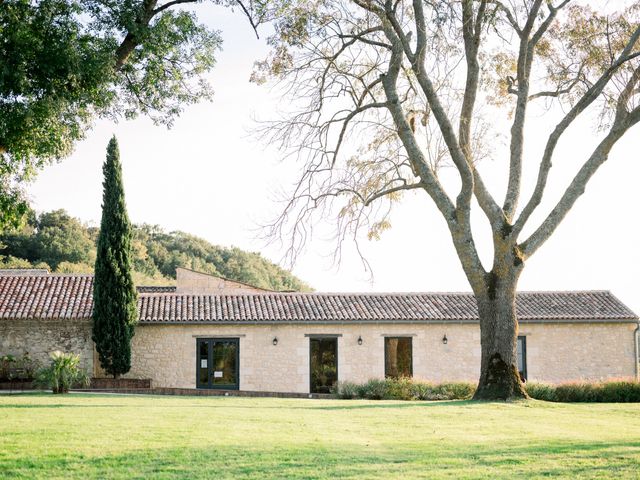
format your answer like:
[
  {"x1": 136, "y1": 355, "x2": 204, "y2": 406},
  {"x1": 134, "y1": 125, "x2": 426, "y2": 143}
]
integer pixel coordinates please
[{"x1": 473, "y1": 277, "x2": 528, "y2": 401}]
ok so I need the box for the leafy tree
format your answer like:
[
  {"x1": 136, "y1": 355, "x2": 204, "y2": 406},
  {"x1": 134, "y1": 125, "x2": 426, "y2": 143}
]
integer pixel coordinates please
[
  {"x1": 0, "y1": 255, "x2": 39, "y2": 270},
  {"x1": 256, "y1": 1, "x2": 640, "y2": 399},
  {"x1": 33, "y1": 211, "x2": 96, "y2": 269},
  {"x1": 0, "y1": 211, "x2": 311, "y2": 290},
  {"x1": 56, "y1": 261, "x2": 94, "y2": 274},
  {"x1": 92, "y1": 137, "x2": 138, "y2": 378},
  {"x1": 0, "y1": 210, "x2": 94, "y2": 269},
  {"x1": 141, "y1": 229, "x2": 311, "y2": 291},
  {"x1": 0, "y1": 0, "x2": 268, "y2": 230}
]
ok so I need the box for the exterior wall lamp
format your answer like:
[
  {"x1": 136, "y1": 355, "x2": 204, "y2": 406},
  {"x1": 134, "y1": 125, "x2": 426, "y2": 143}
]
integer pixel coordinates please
[
  {"x1": 357, "y1": 336, "x2": 363, "y2": 345},
  {"x1": 442, "y1": 334, "x2": 448, "y2": 345},
  {"x1": 272, "y1": 337, "x2": 278, "y2": 346}
]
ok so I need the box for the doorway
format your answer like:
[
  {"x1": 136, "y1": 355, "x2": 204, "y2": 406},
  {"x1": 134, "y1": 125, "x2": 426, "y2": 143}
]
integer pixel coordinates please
[
  {"x1": 196, "y1": 338, "x2": 239, "y2": 389},
  {"x1": 309, "y1": 337, "x2": 338, "y2": 394}
]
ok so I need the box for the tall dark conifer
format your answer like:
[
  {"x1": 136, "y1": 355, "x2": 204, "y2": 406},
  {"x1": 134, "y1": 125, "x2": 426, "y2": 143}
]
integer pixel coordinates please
[{"x1": 92, "y1": 136, "x2": 137, "y2": 378}]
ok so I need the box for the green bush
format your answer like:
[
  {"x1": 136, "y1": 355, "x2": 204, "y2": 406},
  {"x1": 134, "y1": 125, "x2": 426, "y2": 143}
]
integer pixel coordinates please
[
  {"x1": 360, "y1": 379, "x2": 390, "y2": 400},
  {"x1": 525, "y1": 381, "x2": 640, "y2": 402},
  {"x1": 334, "y1": 378, "x2": 640, "y2": 402},
  {"x1": 524, "y1": 382, "x2": 556, "y2": 401},
  {"x1": 428, "y1": 382, "x2": 476, "y2": 400},
  {"x1": 0, "y1": 353, "x2": 40, "y2": 381},
  {"x1": 332, "y1": 378, "x2": 475, "y2": 401},
  {"x1": 386, "y1": 377, "x2": 416, "y2": 400},
  {"x1": 0, "y1": 354, "x2": 16, "y2": 381},
  {"x1": 333, "y1": 381, "x2": 361, "y2": 399},
  {"x1": 33, "y1": 351, "x2": 89, "y2": 394}
]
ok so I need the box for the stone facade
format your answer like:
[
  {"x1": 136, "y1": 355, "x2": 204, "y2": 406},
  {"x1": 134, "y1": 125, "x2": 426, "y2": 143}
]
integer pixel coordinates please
[
  {"x1": 0, "y1": 319, "x2": 94, "y2": 372},
  {"x1": 2, "y1": 269, "x2": 637, "y2": 392},
  {"x1": 2, "y1": 318, "x2": 636, "y2": 391},
  {"x1": 176, "y1": 267, "x2": 269, "y2": 294},
  {"x1": 121, "y1": 321, "x2": 638, "y2": 392}
]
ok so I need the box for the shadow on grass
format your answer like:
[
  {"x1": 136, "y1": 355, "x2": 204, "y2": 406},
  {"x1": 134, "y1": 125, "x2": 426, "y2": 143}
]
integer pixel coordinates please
[
  {"x1": 308, "y1": 400, "x2": 474, "y2": 410},
  {"x1": 0, "y1": 393, "x2": 477, "y2": 411},
  {"x1": 2, "y1": 439, "x2": 639, "y2": 479}
]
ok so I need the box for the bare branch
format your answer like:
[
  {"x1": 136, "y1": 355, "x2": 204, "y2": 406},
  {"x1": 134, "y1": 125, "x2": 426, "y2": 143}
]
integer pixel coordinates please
[
  {"x1": 152, "y1": 0, "x2": 197, "y2": 16},
  {"x1": 379, "y1": 20, "x2": 456, "y2": 221},
  {"x1": 502, "y1": 0, "x2": 544, "y2": 220},
  {"x1": 364, "y1": 182, "x2": 425, "y2": 206},
  {"x1": 520, "y1": 110, "x2": 640, "y2": 257},
  {"x1": 514, "y1": 26, "x2": 640, "y2": 237},
  {"x1": 528, "y1": 64, "x2": 584, "y2": 100},
  {"x1": 410, "y1": 0, "x2": 474, "y2": 211},
  {"x1": 233, "y1": 1, "x2": 261, "y2": 39}
]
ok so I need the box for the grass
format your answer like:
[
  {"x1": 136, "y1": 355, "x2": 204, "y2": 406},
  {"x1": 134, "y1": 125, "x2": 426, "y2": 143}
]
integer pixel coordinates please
[{"x1": 1, "y1": 394, "x2": 639, "y2": 479}]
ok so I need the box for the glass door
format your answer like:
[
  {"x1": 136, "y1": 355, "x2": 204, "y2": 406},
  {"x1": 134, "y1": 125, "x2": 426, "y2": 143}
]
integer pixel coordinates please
[
  {"x1": 196, "y1": 338, "x2": 239, "y2": 389},
  {"x1": 310, "y1": 337, "x2": 338, "y2": 394}
]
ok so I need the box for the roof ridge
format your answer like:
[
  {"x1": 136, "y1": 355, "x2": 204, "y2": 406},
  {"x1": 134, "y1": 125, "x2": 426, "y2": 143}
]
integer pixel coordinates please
[{"x1": 135, "y1": 289, "x2": 617, "y2": 297}]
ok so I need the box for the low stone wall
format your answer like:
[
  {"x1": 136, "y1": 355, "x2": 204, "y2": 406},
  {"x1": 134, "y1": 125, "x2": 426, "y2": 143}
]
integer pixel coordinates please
[
  {"x1": 90, "y1": 378, "x2": 152, "y2": 389},
  {"x1": 0, "y1": 381, "x2": 34, "y2": 391},
  {"x1": 73, "y1": 387, "x2": 331, "y2": 399}
]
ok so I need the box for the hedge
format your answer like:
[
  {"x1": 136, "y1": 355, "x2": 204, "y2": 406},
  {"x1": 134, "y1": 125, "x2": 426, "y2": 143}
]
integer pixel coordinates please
[
  {"x1": 525, "y1": 380, "x2": 640, "y2": 403},
  {"x1": 332, "y1": 378, "x2": 640, "y2": 402},
  {"x1": 332, "y1": 378, "x2": 475, "y2": 401}
]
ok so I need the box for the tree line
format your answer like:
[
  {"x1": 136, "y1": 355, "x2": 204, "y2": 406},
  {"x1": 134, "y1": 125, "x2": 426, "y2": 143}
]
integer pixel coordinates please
[{"x1": 0, "y1": 209, "x2": 310, "y2": 291}]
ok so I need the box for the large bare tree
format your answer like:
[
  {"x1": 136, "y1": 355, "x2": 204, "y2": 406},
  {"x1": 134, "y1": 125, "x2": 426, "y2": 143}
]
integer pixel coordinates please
[{"x1": 254, "y1": 0, "x2": 640, "y2": 399}]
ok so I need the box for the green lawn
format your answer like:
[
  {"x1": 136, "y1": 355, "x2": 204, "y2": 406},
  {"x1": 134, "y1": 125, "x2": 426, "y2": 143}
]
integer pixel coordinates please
[{"x1": 0, "y1": 394, "x2": 639, "y2": 479}]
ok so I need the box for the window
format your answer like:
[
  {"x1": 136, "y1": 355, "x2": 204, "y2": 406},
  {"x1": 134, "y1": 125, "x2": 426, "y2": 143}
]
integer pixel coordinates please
[
  {"x1": 385, "y1": 337, "x2": 413, "y2": 378},
  {"x1": 517, "y1": 336, "x2": 527, "y2": 382}
]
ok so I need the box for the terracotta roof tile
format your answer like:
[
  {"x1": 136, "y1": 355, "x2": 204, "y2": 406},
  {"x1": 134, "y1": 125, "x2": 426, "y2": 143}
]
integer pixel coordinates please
[{"x1": 0, "y1": 274, "x2": 636, "y2": 324}]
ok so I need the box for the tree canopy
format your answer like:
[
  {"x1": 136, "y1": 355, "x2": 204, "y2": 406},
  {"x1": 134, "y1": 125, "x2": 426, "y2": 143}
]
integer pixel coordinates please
[
  {"x1": 0, "y1": 209, "x2": 311, "y2": 291},
  {"x1": 254, "y1": 0, "x2": 640, "y2": 399},
  {"x1": 0, "y1": 0, "x2": 270, "y2": 230}
]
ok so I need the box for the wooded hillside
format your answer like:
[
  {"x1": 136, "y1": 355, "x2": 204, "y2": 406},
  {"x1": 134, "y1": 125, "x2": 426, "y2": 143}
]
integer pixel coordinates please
[{"x1": 0, "y1": 210, "x2": 310, "y2": 291}]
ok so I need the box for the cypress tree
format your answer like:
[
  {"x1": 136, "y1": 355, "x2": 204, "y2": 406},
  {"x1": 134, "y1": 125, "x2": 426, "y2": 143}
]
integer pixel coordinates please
[{"x1": 92, "y1": 136, "x2": 138, "y2": 378}]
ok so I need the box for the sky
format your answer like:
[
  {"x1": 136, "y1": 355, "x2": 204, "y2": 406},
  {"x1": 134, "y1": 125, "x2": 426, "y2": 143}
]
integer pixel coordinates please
[{"x1": 28, "y1": 4, "x2": 640, "y2": 313}]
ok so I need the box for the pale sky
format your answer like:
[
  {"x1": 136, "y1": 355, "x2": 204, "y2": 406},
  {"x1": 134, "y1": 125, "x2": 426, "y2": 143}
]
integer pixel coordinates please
[{"x1": 28, "y1": 5, "x2": 640, "y2": 313}]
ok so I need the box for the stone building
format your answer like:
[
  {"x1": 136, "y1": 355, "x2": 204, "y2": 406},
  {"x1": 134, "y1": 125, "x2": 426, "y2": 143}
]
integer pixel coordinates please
[{"x1": 0, "y1": 268, "x2": 638, "y2": 393}]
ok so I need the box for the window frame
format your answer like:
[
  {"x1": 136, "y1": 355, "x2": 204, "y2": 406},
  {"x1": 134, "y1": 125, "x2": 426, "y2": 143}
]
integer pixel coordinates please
[
  {"x1": 309, "y1": 336, "x2": 339, "y2": 394},
  {"x1": 517, "y1": 335, "x2": 527, "y2": 382},
  {"x1": 384, "y1": 336, "x2": 413, "y2": 379},
  {"x1": 196, "y1": 337, "x2": 240, "y2": 390}
]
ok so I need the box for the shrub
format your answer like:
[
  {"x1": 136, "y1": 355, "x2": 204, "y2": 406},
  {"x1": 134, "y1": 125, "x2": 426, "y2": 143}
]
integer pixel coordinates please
[
  {"x1": 409, "y1": 381, "x2": 475, "y2": 401},
  {"x1": 598, "y1": 381, "x2": 640, "y2": 402},
  {"x1": 332, "y1": 378, "x2": 475, "y2": 401},
  {"x1": 360, "y1": 379, "x2": 390, "y2": 400},
  {"x1": 332, "y1": 381, "x2": 361, "y2": 399},
  {"x1": 334, "y1": 378, "x2": 640, "y2": 402},
  {"x1": 525, "y1": 380, "x2": 640, "y2": 402},
  {"x1": 430, "y1": 382, "x2": 476, "y2": 400},
  {"x1": 14, "y1": 352, "x2": 41, "y2": 381},
  {"x1": 386, "y1": 377, "x2": 416, "y2": 400},
  {"x1": 524, "y1": 382, "x2": 556, "y2": 401},
  {"x1": 0, "y1": 354, "x2": 16, "y2": 381},
  {"x1": 33, "y1": 351, "x2": 89, "y2": 394}
]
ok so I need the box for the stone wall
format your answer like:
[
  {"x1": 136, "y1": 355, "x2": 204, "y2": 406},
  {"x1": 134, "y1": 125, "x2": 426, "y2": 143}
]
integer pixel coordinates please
[
  {"x1": 521, "y1": 323, "x2": 637, "y2": 383},
  {"x1": 176, "y1": 267, "x2": 268, "y2": 294},
  {"x1": 3, "y1": 317, "x2": 636, "y2": 391},
  {"x1": 123, "y1": 321, "x2": 639, "y2": 392},
  {"x1": 0, "y1": 319, "x2": 94, "y2": 372}
]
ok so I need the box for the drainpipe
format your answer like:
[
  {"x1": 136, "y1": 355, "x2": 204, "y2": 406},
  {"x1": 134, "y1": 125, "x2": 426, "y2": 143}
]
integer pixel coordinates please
[{"x1": 635, "y1": 322, "x2": 640, "y2": 381}]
